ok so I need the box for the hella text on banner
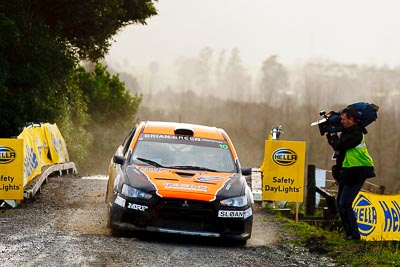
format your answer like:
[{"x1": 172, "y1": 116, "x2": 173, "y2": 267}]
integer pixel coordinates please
[{"x1": 355, "y1": 192, "x2": 400, "y2": 241}]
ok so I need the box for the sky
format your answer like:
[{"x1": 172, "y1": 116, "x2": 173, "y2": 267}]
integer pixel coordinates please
[{"x1": 105, "y1": 0, "x2": 400, "y2": 72}]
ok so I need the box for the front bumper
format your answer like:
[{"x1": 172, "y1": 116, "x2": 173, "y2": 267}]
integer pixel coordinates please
[{"x1": 108, "y1": 194, "x2": 253, "y2": 240}]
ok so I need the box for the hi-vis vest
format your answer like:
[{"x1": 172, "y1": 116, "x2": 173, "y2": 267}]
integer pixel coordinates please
[{"x1": 342, "y1": 134, "x2": 374, "y2": 168}]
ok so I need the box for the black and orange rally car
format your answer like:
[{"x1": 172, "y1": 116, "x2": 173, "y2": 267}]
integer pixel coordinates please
[{"x1": 106, "y1": 121, "x2": 253, "y2": 242}]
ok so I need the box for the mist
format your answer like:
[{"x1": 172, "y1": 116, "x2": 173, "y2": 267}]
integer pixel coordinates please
[
  {"x1": 103, "y1": 0, "x2": 400, "y2": 193},
  {"x1": 104, "y1": 48, "x2": 400, "y2": 194}
]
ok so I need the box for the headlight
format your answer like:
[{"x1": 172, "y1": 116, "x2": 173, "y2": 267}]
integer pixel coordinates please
[
  {"x1": 220, "y1": 195, "x2": 248, "y2": 207},
  {"x1": 121, "y1": 184, "x2": 152, "y2": 200}
]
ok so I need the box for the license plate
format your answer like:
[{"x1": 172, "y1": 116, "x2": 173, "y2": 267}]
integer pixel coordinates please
[{"x1": 218, "y1": 210, "x2": 244, "y2": 218}]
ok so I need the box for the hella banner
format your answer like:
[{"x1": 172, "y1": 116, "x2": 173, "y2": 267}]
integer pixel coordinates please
[
  {"x1": 354, "y1": 192, "x2": 400, "y2": 241},
  {"x1": 261, "y1": 140, "x2": 306, "y2": 202},
  {"x1": 17, "y1": 123, "x2": 69, "y2": 187},
  {"x1": 0, "y1": 139, "x2": 24, "y2": 199},
  {"x1": 43, "y1": 123, "x2": 69, "y2": 164}
]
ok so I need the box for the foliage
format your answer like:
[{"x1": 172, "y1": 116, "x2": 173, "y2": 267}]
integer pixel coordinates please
[
  {"x1": 0, "y1": 1, "x2": 76, "y2": 137},
  {"x1": 71, "y1": 64, "x2": 142, "y2": 173},
  {"x1": 55, "y1": 81, "x2": 92, "y2": 169},
  {"x1": 23, "y1": 0, "x2": 157, "y2": 61},
  {"x1": 0, "y1": 0, "x2": 156, "y2": 138},
  {"x1": 277, "y1": 215, "x2": 400, "y2": 266}
]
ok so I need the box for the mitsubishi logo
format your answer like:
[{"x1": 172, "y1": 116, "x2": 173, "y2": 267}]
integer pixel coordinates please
[{"x1": 182, "y1": 200, "x2": 189, "y2": 208}]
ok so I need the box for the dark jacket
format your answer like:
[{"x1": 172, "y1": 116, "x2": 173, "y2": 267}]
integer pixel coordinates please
[{"x1": 327, "y1": 124, "x2": 375, "y2": 184}]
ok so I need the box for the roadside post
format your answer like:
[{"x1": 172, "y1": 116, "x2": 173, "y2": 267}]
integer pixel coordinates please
[{"x1": 260, "y1": 126, "x2": 306, "y2": 222}]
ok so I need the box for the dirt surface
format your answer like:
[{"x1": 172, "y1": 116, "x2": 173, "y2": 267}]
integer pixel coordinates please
[{"x1": 0, "y1": 174, "x2": 337, "y2": 266}]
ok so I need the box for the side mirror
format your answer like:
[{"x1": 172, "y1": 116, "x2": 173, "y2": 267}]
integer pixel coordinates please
[
  {"x1": 113, "y1": 155, "x2": 126, "y2": 165},
  {"x1": 241, "y1": 167, "x2": 252, "y2": 176}
]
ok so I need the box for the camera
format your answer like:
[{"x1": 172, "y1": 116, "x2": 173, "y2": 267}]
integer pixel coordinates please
[
  {"x1": 311, "y1": 110, "x2": 343, "y2": 135},
  {"x1": 311, "y1": 102, "x2": 379, "y2": 136}
]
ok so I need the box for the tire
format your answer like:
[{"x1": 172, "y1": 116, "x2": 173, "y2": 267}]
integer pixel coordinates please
[
  {"x1": 235, "y1": 239, "x2": 247, "y2": 246},
  {"x1": 107, "y1": 205, "x2": 126, "y2": 237},
  {"x1": 110, "y1": 226, "x2": 124, "y2": 237}
]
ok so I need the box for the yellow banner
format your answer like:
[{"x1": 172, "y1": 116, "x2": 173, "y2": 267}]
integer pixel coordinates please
[
  {"x1": 17, "y1": 123, "x2": 69, "y2": 187},
  {"x1": 18, "y1": 129, "x2": 41, "y2": 186},
  {"x1": 0, "y1": 139, "x2": 24, "y2": 199},
  {"x1": 31, "y1": 126, "x2": 53, "y2": 166},
  {"x1": 354, "y1": 192, "x2": 400, "y2": 241},
  {"x1": 261, "y1": 140, "x2": 306, "y2": 202},
  {"x1": 43, "y1": 123, "x2": 69, "y2": 163}
]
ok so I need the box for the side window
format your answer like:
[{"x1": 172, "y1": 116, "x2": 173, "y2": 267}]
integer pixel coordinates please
[{"x1": 122, "y1": 126, "x2": 137, "y2": 155}]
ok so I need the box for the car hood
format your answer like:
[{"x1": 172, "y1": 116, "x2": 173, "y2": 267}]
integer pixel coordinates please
[{"x1": 124, "y1": 165, "x2": 245, "y2": 202}]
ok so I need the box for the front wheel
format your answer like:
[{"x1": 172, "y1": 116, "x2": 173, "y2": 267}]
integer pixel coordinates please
[
  {"x1": 107, "y1": 205, "x2": 125, "y2": 237},
  {"x1": 110, "y1": 226, "x2": 124, "y2": 237}
]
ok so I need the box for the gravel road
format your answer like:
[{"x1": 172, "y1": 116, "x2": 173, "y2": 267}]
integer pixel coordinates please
[{"x1": 0, "y1": 174, "x2": 336, "y2": 267}]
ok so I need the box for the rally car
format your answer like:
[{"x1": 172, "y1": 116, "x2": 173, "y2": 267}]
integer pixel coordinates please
[{"x1": 106, "y1": 121, "x2": 253, "y2": 243}]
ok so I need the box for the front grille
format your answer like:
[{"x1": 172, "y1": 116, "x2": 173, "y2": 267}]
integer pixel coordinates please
[{"x1": 151, "y1": 198, "x2": 218, "y2": 232}]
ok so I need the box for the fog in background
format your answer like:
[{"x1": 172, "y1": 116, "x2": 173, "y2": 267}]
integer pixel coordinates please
[{"x1": 104, "y1": 0, "x2": 400, "y2": 192}]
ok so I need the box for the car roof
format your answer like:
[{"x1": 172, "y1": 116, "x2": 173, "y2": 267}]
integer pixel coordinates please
[{"x1": 139, "y1": 121, "x2": 227, "y2": 140}]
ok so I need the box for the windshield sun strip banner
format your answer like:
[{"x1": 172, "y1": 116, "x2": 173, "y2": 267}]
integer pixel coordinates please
[{"x1": 139, "y1": 133, "x2": 227, "y2": 147}]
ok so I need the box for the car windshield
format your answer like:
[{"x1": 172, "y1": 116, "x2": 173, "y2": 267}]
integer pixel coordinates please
[{"x1": 130, "y1": 133, "x2": 236, "y2": 172}]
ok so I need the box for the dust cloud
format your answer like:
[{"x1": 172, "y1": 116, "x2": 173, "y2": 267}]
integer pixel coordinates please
[{"x1": 105, "y1": 51, "x2": 400, "y2": 194}]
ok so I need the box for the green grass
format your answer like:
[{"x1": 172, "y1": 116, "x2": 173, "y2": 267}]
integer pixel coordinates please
[{"x1": 276, "y1": 214, "x2": 400, "y2": 266}]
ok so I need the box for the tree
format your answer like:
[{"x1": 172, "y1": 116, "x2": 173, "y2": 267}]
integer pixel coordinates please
[
  {"x1": 0, "y1": 0, "x2": 156, "y2": 137},
  {"x1": 196, "y1": 47, "x2": 213, "y2": 95},
  {"x1": 222, "y1": 48, "x2": 251, "y2": 100},
  {"x1": 259, "y1": 55, "x2": 289, "y2": 104},
  {"x1": 71, "y1": 63, "x2": 142, "y2": 172},
  {"x1": 23, "y1": 0, "x2": 157, "y2": 61},
  {"x1": 174, "y1": 47, "x2": 215, "y2": 97},
  {"x1": 0, "y1": 1, "x2": 75, "y2": 136}
]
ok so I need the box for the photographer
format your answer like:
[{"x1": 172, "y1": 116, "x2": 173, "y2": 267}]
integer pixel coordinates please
[{"x1": 326, "y1": 107, "x2": 375, "y2": 241}]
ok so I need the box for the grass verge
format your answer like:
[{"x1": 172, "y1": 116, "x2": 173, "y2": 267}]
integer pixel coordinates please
[{"x1": 277, "y1": 215, "x2": 400, "y2": 266}]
